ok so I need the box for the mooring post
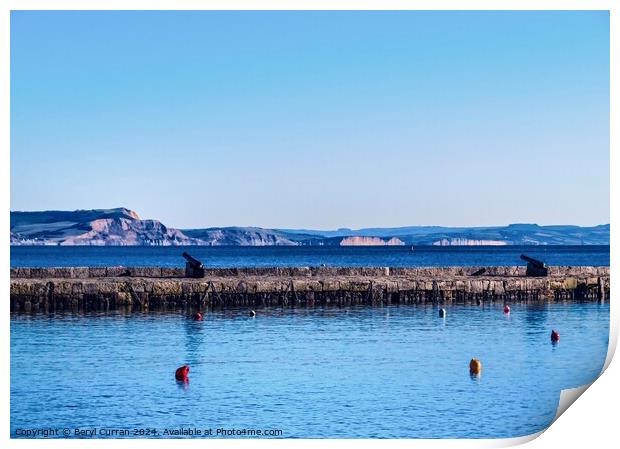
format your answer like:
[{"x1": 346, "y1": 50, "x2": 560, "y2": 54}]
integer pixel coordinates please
[{"x1": 597, "y1": 277, "x2": 606, "y2": 302}]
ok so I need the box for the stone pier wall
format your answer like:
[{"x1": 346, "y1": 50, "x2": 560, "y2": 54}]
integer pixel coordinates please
[{"x1": 9, "y1": 266, "x2": 610, "y2": 313}]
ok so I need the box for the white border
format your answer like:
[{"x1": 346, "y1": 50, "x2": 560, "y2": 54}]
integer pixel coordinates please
[{"x1": 1, "y1": 2, "x2": 616, "y2": 448}]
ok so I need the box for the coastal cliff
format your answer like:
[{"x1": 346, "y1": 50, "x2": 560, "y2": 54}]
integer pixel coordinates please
[
  {"x1": 340, "y1": 236, "x2": 405, "y2": 246},
  {"x1": 10, "y1": 208, "x2": 203, "y2": 246},
  {"x1": 182, "y1": 227, "x2": 317, "y2": 246},
  {"x1": 433, "y1": 239, "x2": 507, "y2": 246}
]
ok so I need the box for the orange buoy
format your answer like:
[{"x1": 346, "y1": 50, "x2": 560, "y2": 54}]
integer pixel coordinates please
[
  {"x1": 503, "y1": 305, "x2": 510, "y2": 314},
  {"x1": 469, "y1": 358, "x2": 482, "y2": 375},
  {"x1": 551, "y1": 329, "x2": 560, "y2": 343},
  {"x1": 175, "y1": 365, "x2": 190, "y2": 382},
  {"x1": 193, "y1": 312, "x2": 203, "y2": 321}
]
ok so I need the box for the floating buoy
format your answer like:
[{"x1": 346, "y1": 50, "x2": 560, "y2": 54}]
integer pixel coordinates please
[
  {"x1": 439, "y1": 308, "x2": 446, "y2": 318},
  {"x1": 551, "y1": 329, "x2": 560, "y2": 343},
  {"x1": 175, "y1": 365, "x2": 190, "y2": 382},
  {"x1": 503, "y1": 305, "x2": 510, "y2": 314},
  {"x1": 250, "y1": 310, "x2": 256, "y2": 317},
  {"x1": 193, "y1": 312, "x2": 203, "y2": 321},
  {"x1": 469, "y1": 358, "x2": 482, "y2": 375}
]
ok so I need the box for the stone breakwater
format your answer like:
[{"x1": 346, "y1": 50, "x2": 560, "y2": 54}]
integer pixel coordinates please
[{"x1": 10, "y1": 266, "x2": 610, "y2": 313}]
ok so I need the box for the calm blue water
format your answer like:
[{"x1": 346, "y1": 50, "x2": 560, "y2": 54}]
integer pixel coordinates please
[
  {"x1": 11, "y1": 302, "x2": 609, "y2": 439},
  {"x1": 10, "y1": 245, "x2": 610, "y2": 268}
]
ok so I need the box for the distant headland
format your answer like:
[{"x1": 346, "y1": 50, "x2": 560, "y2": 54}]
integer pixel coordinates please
[{"x1": 9, "y1": 208, "x2": 610, "y2": 246}]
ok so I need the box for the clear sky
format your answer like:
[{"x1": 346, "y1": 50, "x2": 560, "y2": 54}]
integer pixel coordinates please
[{"x1": 10, "y1": 11, "x2": 609, "y2": 229}]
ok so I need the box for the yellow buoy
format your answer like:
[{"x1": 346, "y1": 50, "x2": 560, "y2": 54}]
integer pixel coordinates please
[{"x1": 469, "y1": 358, "x2": 482, "y2": 375}]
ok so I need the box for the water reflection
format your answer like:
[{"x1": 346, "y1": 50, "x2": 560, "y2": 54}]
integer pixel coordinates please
[
  {"x1": 176, "y1": 380, "x2": 190, "y2": 391},
  {"x1": 524, "y1": 303, "x2": 549, "y2": 328},
  {"x1": 183, "y1": 316, "x2": 207, "y2": 367}
]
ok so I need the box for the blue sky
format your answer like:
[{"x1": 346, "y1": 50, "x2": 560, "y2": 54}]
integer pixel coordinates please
[{"x1": 10, "y1": 11, "x2": 609, "y2": 229}]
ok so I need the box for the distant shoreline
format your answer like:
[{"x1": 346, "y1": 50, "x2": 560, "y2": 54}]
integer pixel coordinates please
[
  {"x1": 9, "y1": 243, "x2": 612, "y2": 247},
  {"x1": 10, "y1": 208, "x2": 610, "y2": 247}
]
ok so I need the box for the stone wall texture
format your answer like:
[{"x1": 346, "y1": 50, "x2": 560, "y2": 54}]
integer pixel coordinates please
[{"x1": 9, "y1": 266, "x2": 610, "y2": 313}]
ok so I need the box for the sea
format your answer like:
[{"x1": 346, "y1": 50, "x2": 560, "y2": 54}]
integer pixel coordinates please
[
  {"x1": 9, "y1": 244, "x2": 611, "y2": 268},
  {"x1": 10, "y1": 245, "x2": 610, "y2": 439}
]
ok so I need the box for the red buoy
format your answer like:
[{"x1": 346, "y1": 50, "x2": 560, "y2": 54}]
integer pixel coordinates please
[
  {"x1": 503, "y1": 305, "x2": 510, "y2": 314},
  {"x1": 193, "y1": 312, "x2": 203, "y2": 321},
  {"x1": 175, "y1": 365, "x2": 190, "y2": 382},
  {"x1": 551, "y1": 330, "x2": 560, "y2": 343}
]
